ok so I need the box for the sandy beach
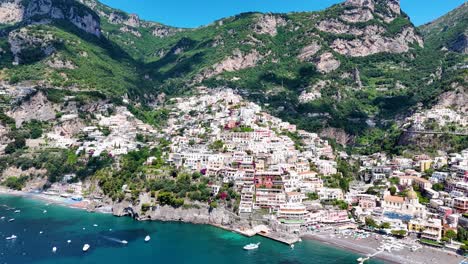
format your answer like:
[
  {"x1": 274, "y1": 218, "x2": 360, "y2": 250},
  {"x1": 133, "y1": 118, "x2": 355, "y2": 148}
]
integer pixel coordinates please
[
  {"x1": 0, "y1": 187, "x2": 90, "y2": 210},
  {"x1": 303, "y1": 230, "x2": 464, "y2": 264}
]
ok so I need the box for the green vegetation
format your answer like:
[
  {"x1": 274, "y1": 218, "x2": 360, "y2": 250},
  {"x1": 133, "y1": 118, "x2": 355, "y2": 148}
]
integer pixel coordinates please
[
  {"x1": 0, "y1": 0, "x2": 464, "y2": 156},
  {"x1": 306, "y1": 192, "x2": 319, "y2": 200},
  {"x1": 391, "y1": 230, "x2": 407, "y2": 237},
  {"x1": 365, "y1": 217, "x2": 378, "y2": 228},
  {"x1": 420, "y1": 238, "x2": 443, "y2": 247},
  {"x1": 3, "y1": 176, "x2": 28, "y2": 191}
]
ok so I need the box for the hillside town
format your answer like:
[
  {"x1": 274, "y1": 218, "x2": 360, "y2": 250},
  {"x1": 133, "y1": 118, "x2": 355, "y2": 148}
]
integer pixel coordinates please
[
  {"x1": 160, "y1": 88, "x2": 468, "y2": 252},
  {"x1": 2, "y1": 87, "x2": 468, "y2": 261}
]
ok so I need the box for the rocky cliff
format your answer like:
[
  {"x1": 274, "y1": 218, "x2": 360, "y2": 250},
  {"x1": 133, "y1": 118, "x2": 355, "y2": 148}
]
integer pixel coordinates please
[
  {"x1": 0, "y1": 0, "x2": 101, "y2": 37},
  {"x1": 112, "y1": 202, "x2": 247, "y2": 228}
]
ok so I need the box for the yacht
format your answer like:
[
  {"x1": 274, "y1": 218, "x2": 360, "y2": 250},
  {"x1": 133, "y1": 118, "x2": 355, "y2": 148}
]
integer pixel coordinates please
[
  {"x1": 243, "y1": 243, "x2": 260, "y2": 250},
  {"x1": 144, "y1": 235, "x2": 151, "y2": 242},
  {"x1": 6, "y1": 235, "x2": 17, "y2": 240},
  {"x1": 83, "y1": 244, "x2": 90, "y2": 252},
  {"x1": 121, "y1": 240, "x2": 128, "y2": 244}
]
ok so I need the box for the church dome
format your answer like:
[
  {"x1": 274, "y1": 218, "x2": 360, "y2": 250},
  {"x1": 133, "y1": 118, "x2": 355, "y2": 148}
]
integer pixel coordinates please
[{"x1": 407, "y1": 187, "x2": 418, "y2": 200}]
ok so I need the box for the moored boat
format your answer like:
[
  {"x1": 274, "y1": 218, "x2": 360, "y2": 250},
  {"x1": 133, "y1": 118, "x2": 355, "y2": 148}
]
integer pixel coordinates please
[
  {"x1": 6, "y1": 235, "x2": 17, "y2": 240},
  {"x1": 145, "y1": 235, "x2": 151, "y2": 242},
  {"x1": 243, "y1": 242, "x2": 260, "y2": 250},
  {"x1": 83, "y1": 244, "x2": 90, "y2": 252}
]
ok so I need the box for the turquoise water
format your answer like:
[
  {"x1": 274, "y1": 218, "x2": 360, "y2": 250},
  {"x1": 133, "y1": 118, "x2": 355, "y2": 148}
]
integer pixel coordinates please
[{"x1": 0, "y1": 195, "x2": 384, "y2": 264}]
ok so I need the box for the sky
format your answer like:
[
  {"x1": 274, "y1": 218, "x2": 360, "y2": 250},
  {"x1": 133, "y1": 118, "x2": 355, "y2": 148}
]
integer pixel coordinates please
[{"x1": 99, "y1": 0, "x2": 466, "y2": 28}]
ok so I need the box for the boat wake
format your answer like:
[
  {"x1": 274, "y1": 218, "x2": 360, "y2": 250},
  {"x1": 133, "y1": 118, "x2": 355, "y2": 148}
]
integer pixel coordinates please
[{"x1": 101, "y1": 235, "x2": 126, "y2": 244}]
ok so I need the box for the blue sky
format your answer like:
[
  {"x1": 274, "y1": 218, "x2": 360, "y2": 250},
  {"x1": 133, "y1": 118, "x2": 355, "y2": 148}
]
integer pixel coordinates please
[{"x1": 99, "y1": 0, "x2": 466, "y2": 28}]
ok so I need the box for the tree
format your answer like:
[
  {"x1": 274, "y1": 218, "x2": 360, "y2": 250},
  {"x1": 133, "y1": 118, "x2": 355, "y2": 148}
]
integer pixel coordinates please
[
  {"x1": 389, "y1": 186, "x2": 397, "y2": 195},
  {"x1": 445, "y1": 229, "x2": 457, "y2": 243},
  {"x1": 391, "y1": 230, "x2": 407, "y2": 237},
  {"x1": 208, "y1": 140, "x2": 224, "y2": 151},
  {"x1": 433, "y1": 183, "x2": 444, "y2": 191},
  {"x1": 141, "y1": 203, "x2": 151, "y2": 212},
  {"x1": 307, "y1": 192, "x2": 319, "y2": 200},
  {"x1": 365, "y1": 217, "x2": 377, "y2": 228},
  {"x1": 458, "y1": 227, "x2": 468, "y2": 242},
  {"x1": 380, "y1": 222, "x2": 391, "y2": 229}
]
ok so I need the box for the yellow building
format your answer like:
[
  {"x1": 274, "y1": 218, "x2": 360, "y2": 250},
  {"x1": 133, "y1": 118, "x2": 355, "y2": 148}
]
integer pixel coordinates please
[
  {"x1": 408, "y1": 218, "x2": 442, "y2": 241},
  {"x1": 419, "y1": 160, "x2": 433, "y2": 172}
]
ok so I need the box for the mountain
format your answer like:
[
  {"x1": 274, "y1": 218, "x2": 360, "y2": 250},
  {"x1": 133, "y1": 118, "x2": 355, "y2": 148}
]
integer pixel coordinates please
[
  {"x1": 419, "y1": 2, "x2": 467, "y2": 54},
  {"x1": 0, "y1": 0, "x2": 466, "y2": 153}
]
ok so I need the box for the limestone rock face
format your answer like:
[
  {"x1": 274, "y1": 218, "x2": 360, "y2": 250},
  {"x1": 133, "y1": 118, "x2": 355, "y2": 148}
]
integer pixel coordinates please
[
  {"x1": 197, "y1": 49, "x2": 263, "y2": 81},
  {"x1": 46, "y1": 56, "x2": 76, "y2": 69},
  {"x1": 315, "y1": 52, "x2": 341, "y2": 73},
  {"x1": 318, "y1": 19, "x2": 384, "y2": 36},
  {"x1": 344, "y1": 0, "x2": 374, "y2": 11},
  {"x1": 7, "y1": 92, "x2": 57, "y2": 128},
  {"x1": 331, "y1": 27, "x2": 423, "y2": 57},
  {"x1": 119, "y1": 26, "x2": 141, "y2": 37},
  {"x1": 253, "y1": 14, "x2": 287, "y2": 36},
  {"x1": 8, "y1": 27, "x2": 56, "y2": 64},
  {"x1": 341, "y1": 8, "x2": 374, "y2": 23},
  {"x1": 387, "y1": 0, "x2": 401, "y2": 14},
  {"x1": 68, "y1": 9, "x2": 101, "y2": 37},
  {"x1": 151, "y1": 25, "x2": 180, "y2": 38},
  {"x1": 1, "y1": 0, "x2": 101, "y2": 37},
  {"x1": 125, "y1": 14, "x2": 140, "y2": 27},
  {"x1": 297, "y1": 41, "x2": 321, "y2": 62},
  {"x1": 0, "y1": 1, "x2": 24, "y2": 24}
]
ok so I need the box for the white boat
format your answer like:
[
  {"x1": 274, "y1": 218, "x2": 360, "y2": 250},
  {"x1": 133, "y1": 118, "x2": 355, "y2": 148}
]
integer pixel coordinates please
[
  {"x1": 93, "y1": 224, "x2": 98, "y2": 227},
  {"x1": 52, "y1": 247, "x2": 57, "y2": 253},
  {"x1": 290, "y1": 244, "x2": 295, "y2": 249},
  {"x1": 243, "y1": 242, "x2": 260, "y2": 250},
  {"x1": 82, "y1": 244, "x2": 90, "y2": 252},
  {"x1": 14, "y1": 210, "x2": 20, "y2": 213},
  {"x1": 8, "y1": 218, "x2": 14, "y2": 222},
  {"x1": 0, "y1": 216, "x2": 5, "y2": 220},
  {"x1": 39, "y1": 231, "x2": 43, "y2": 234},
  {"x1": 144, "y1": 235, "x2": 151, "y2": 242},
  {"x1": 121, "y1": 240, "x2": 128, "y2": 245},
  {"x1": 67, "y1": 240, "x2": 71, "y2": 244},
  {"x1": 43, "y1": 210, "x2": 47, "y2": 214},
  {"x1": 6, "y1": 235, "x2": 17, "y2": 240}
]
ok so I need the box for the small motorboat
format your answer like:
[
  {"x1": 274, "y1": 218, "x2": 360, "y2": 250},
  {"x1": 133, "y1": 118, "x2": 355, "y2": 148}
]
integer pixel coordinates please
[
  {"x1": 52, "y1": 247, "x2": 57, "y2": 253},
  {"x1": 14, "y1": 210, "x2": 20, "y2": 213},
  {"x1": 243, "y1": 242, "x2": 260, "y2": 250},
  {"x1": 8, "y1": 218, "x2": 15, "y2": 222},
  {"x1": 67, "y1": 240, "x2": 71, "y2": 244},
  {"x1": 83, "y1": 244, "x2": 90, "y2": 252},
  {"x1": 121, "y1": 240, "x2": 128, "y2": 245},
  {"x1": 93, "y1": 224, "x2": 98, "y2": 227},
  {"x1": 290, "y1": 244, "x2": 295, "y2": 249},
  {"x1": 43, "y1": 210, "x2": 47, "y2": 214},
  {"x1": 144, "y1": 235, "x2": 151, "y2": 242},
  {"x1": 0, "y1": 216, "x2": 5, "y2": 220},
  {"x1": 6, "y1": 235, "x2": 17, "y2": 240},
  {"x1": 39, "y1": 231, "x2": 43, "y2": 234}
]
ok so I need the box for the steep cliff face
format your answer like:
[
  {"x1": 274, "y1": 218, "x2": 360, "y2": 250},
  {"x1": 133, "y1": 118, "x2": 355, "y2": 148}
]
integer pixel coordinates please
[
  {"x1": 0, "y1": 0, "x2": 101, "y2": 37},
  {"x1": 0, "y1": 1, "x2": 24, "y2": 24}
]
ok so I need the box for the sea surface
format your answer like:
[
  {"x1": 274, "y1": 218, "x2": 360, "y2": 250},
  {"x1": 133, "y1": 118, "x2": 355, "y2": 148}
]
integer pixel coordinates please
[{"x1": 0, "y1": 195, "x2": 384, "y2": 264}]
